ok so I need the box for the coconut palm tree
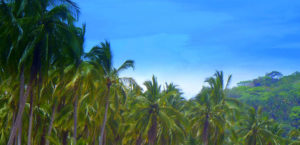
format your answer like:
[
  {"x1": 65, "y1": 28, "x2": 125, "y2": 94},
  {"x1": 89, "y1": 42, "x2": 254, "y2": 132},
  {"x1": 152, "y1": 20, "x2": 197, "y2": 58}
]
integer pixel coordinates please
[
  {"x1": 86, "y1": 41, "x2": 134, "y2": 145},
  {"x1": 0, "y1": 0, "x2": 297, "y2": 144},
  {"x1": 0, "y1": 0, "x2": 80, "y2": 144},
  {"x1": 129, "y1": 76, "x2": 186, "y2": 145},
  {"x1": 238, "y1": 107, "x2": 277, "y2": 145},
  {"x1": 189, "y1": 87, "x2": 225, "y2": 145},
  {"x1": 188, "y1": 71, "x2": 239, "y2": 145}
]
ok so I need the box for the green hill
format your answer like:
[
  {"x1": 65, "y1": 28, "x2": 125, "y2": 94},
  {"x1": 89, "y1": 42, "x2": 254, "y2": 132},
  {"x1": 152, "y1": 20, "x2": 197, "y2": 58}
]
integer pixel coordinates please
[{"x1": 228, "y1": 71, "x2": 300, "y2": 131}]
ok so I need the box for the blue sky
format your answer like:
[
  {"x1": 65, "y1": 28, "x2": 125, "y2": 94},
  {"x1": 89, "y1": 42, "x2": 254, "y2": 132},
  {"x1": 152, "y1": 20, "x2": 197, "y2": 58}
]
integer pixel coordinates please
[{"x1": 74, "y1": 0, "x2": 300, "y2": 98}]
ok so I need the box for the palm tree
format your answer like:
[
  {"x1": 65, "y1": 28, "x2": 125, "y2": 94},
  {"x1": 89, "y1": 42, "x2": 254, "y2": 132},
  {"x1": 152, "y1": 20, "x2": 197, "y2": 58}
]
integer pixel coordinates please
[
  {"x1": 189, "y1": 88, "x2": 225, "y2": 145},
  {"x1": 0, "y1": 0, "x2": 297, "y2": 144},
  {"x1": 64, "y1": 60, "x2": 100, "y2": 145},
  {"x1": 0, "y1": 0, "x2": 80, "y2": 144},
  {"x1": 87, "y1": 41, "x2": 134, "y2": 145},
  {"x1": 63, "y1": 24, "x2": 86, "y2": 145},
  {"x1": 238, "y1": 107, "x2": 277, "y2": 145},
  {"x1": 266, "y1": 123, "x2": 287, "y2": 144},
  {"x1": 129, "y1": 76, "x2": 185, "y2": 145},
  {"x1": 206, "y1": 71, "x2": 242, "y2": 144},
  {"x1": 188, "y1": 71, "x2": 239, "y2": 145},
  {"x1": 164, "y1": 83, "x2": 185, "y2": 111}
]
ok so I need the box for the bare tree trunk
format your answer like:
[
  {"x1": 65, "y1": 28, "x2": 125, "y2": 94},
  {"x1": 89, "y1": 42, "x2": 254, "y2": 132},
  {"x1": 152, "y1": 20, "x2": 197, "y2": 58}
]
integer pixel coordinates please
[
  {"x1": 40, "y1": 123, "x2": 47, "y2": 145},
  {"x1": 73, "y1": 94, "x2": 78, "y2": 145},
  {"x1": 11, "y1": 112, "x2": 16, "y2": 145},
  {"x1": 8, "y1": 65, "x2": 30, "y2": 145},
  {"x1": 136, "y1": 134, "x2": 143, "y2": 145},
  {"x1": 99, "y1": 84, "x2": 111, "y2": 145},
  {"x1": 203, "y1": 114, "x2": 209, "y2": 145},
  {"x1": 45, "y1": 104, "x2": 56, "y2": 145},
  {"x1": 148, "y1": 115, "x2": 157, "y2": 145},
  {"x1": 73, "y1": 81, "x2": 79, "y2": 145},
  {"x1": 14, "y1": 137, "x2": 17, "y2": 145},
  {"x1": 17, "y1": 121, "x2": 21, "y2": 145},
  {"x1": 62, "y1": 131, "x2": 68, "y2": 145},
  {"x1": 27, "y1": 91, "x2": 34, "y2": 145},
  {"x1": 103, "y1": 131, "x2": 106, "y2": 145}
]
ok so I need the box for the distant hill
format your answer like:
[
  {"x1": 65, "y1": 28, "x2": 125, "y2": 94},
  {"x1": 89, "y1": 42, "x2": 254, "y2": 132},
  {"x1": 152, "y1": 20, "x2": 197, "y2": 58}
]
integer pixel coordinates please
[{"x1": 228, "y1": 71, "x2": 300, "y2": 131}]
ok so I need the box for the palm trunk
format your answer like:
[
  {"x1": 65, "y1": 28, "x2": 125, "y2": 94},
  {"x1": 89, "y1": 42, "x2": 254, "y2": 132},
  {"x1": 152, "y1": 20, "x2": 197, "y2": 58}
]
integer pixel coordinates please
[
  {"x1": 103, "y1": 131, "x2": 106, "y2": 145},
  {"x1": 45, "y1": 104, "x2": 56, "y2": 145},
  {"x1": 74, "y1": 93, "x2": 78, "y2": 145},
  {"x1": 135, "y1": 134, "x2": 143, "y2": 145},
  {"x1": 99, "y1": 84, "x2": 111, "y2": 145},
  {"x1": 203, "y1": 114, "x2": 209, "y2": 145},
  {"x1": 62, "y1": 131, "x2": 68, "y2": 145},
  {"x1": 17, "y1": 122, "x2": 21, "y2": 145},
  {"x1": 14, "y1": 137, "x2": 17, "y2": 145},
  {"x1": 148, "y1": 114, "x2": 157, "y2": 145},
  {"x1": 11, "y1": 112, "x2": 16, "y2": 145},
  {"x1": 27, "y1": 91, "x2": 34, "y2": 145},
  {"x1": 8, "y1": 65, "x2": 31, "y2": 145},
  {"x1": 73, "y1": 79, "x2": 81, "y2": 145},
  {"x1": 40, "y1": 122, "x2": 47, "y2": 145}
]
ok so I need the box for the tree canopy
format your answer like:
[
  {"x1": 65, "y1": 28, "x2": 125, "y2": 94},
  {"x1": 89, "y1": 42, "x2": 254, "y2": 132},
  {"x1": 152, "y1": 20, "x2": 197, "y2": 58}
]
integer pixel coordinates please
[{"x1": 0, "y1": 1, "x2": 300, "y2": 145}]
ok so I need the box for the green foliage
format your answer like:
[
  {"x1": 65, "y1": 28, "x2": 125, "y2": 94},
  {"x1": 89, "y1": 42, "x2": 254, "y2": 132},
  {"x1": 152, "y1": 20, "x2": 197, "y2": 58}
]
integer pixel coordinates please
[
  {"x1": 0, "y1": 1, "x2": 299, "y2": 144},
  {"x1": 228, "y1": 71, "x2": 300, "y2": 134},
  {"x1": 290, "y1": 106, "x2": 300, "y2": 129}
]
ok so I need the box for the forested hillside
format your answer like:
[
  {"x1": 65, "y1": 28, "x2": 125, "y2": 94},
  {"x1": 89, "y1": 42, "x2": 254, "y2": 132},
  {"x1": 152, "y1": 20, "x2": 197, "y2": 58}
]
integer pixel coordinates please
[{"x1": 228, "y1": 71, "x2": 300, "y2": 132}]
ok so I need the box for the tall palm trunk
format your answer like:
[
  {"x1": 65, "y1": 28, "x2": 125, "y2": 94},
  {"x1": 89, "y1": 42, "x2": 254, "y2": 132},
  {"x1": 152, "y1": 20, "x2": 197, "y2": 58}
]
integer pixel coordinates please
[
  {"x1": 62, "y1": 131, "x2": 68, "y2": 145},
  {"x1": 135, "y1": 134, "x2": 143, "y2": 145},
  {"x1": 203, "y1": 114, "x2": 209, "y2": 145},
  {"x1": 27, "y1": 91, "x2": 34, "y2": 145},
  {"x1": 17, "y1": 122, "x2": 21, "y2": 145},
  {"x1": 7, "y1": 65, "x2": 30, "y2": 145},
  {"x1": 73, "y1": 69, "x2": 80, "y2": 145},
  {"x1": 99, "y1": 83, "x2": 111, "y2": 145},
  {"x1": 10, "y1": 112, "x2": 16, "y2": 144},
  {"x1": 148, "y1": 114, "x2": 157, "y2": 145},
  {"x1": 103, "y1": 131, "x2": 106, "y2": 145},
  {"x1": 8, "y1": 44, "x2": 40, "y2": 145},
  {"x1": 45, "y1": 104, "x2": 56, "y2": 145},
  {"x1": 74, "y1": 92, "x2": 78, "y2": 145},
  {"x1": 40, "y1": 122, "x2": 47, "y2": 145}
]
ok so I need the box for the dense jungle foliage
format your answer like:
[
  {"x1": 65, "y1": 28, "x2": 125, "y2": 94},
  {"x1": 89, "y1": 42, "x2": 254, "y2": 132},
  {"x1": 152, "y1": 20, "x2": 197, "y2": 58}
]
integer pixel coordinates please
[
  {"x1": 228, "y1": 71, "x2": 300, "y2": 134},
  {"x1": 0, "y1": 0, "x2": 300, "y2": 144}
]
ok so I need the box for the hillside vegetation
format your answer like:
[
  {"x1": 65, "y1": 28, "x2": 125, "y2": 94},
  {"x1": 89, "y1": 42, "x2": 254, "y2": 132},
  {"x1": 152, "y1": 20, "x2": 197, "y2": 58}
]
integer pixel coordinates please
[{"x1": 228, "y1": 71, "x2": 300, "y2": 131}]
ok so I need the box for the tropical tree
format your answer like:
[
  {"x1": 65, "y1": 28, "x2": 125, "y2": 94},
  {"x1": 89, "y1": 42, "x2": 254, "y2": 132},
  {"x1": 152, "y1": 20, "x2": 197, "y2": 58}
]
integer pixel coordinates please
[
  {"x1": 237, "y1": 107, "x2": 278, "y2": 145},
  {"x1": 0, "y1": 0, "x2": 80, "y2": 144},
  {"x1": 188, "y1": 71, "x2": 240, "y2": 145},
  {"x1": 87, "y1": 41, "x2": 135, "y2": 145},
  {"x1": 0, "y1": 0, "x2": 298, "y2": 144},
  {"x1": 129, "y1": 76, "x2": 186, "y2": 145},
  {"x1": 188, "y1": 87, "x2": 225, "y2": 145}
]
